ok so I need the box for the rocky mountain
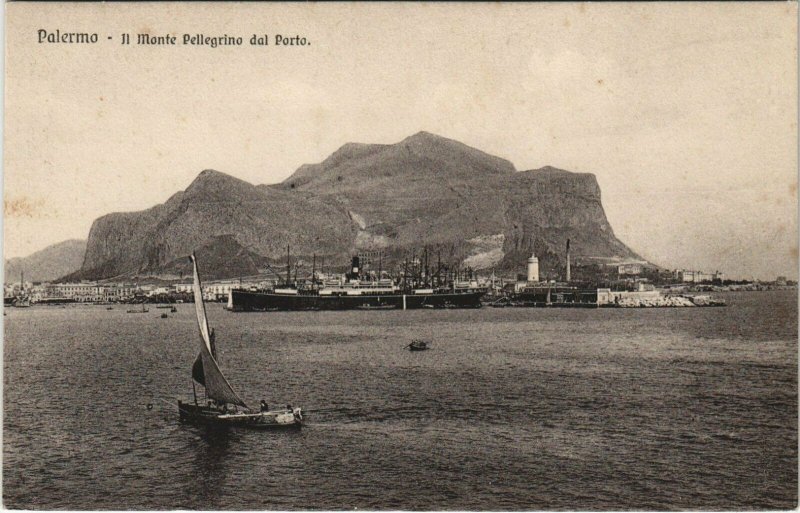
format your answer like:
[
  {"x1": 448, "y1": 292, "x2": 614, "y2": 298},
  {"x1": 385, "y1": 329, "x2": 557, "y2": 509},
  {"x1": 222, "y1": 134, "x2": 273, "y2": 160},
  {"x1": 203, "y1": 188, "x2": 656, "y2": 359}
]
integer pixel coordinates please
[
  {"x1": 69, "y1": 170, "x2": 354, "y2": 281},
  {"x1": 73, "y1": 131, "x2": 641, "y2": 280},
  {"x1": 5, "y1": 239, "x2": 86, "y2": 283}
]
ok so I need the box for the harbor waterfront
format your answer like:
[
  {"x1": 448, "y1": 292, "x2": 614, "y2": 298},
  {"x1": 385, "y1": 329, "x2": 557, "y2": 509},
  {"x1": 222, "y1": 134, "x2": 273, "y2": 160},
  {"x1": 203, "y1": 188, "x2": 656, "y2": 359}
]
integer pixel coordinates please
[{"x1": 3, "y1": 290, "x2": 796, "y2": 509}]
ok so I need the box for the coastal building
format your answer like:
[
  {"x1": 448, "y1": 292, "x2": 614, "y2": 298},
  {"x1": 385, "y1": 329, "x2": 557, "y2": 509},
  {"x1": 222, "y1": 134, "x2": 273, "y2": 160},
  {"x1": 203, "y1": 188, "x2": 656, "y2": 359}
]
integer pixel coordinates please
[
  {"x1": 513, "y1": 253, "x2": 540, "y2": 292},
  {"x1": 204, "y1": 282, "x2": 237, "y2": 301},
  {"x1": 176, "y1": 280, "x2": 264, "y2": 300},
  {"x1": 675, "y1": 269, "x2": 724, "y2": 283},
  {"x1": 52, "y1": 282, "x2": 107, "y2": 302},
  {"x1": 617, "y1": 262, "x2": 644, "y2": 276},
  {"x1": 99, "y1": 284, "x2": 136, "y2": 300},
  {"x1": 527, "y1": 254, "x2": 539, "y2": 283}
]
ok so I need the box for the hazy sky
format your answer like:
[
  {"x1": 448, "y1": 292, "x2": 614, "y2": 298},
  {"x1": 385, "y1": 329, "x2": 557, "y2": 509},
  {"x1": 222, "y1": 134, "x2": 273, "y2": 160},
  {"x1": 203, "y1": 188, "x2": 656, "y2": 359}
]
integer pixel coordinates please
[{"x1": 5, "y1": 3, "x2": 797, "y2": 280}]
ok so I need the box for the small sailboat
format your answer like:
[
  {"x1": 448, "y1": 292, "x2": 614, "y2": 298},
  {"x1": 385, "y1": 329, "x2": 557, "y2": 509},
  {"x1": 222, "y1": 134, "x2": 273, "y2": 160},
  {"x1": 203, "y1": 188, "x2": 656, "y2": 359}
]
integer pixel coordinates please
[
  {"x1": 178, "y1": 254, "x2": 302, "y2": 429},
  {"x1": 14, "y1": 271, "x2": 30, "y2": 307}
]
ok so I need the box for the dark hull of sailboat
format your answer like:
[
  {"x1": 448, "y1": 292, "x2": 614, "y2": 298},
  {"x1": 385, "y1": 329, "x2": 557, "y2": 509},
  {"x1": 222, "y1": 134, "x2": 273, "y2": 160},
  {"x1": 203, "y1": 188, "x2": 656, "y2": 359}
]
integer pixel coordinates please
[
  {"x1": 230, "y1": 289, "x2": 485, "y2": 311},
  {"x1": 178, "y1": 401, "x2": 302, "y2": 429}
]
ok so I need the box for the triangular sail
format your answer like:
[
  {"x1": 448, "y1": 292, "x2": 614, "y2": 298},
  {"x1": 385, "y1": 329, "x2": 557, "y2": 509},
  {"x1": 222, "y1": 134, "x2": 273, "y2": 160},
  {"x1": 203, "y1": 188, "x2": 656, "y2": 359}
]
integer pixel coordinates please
[
  {"x1": 192, "y1": 355, "x2": 205, "y2": 386},
  {"x1": 191, "y1": 254, "x2": 248, "y2": 408},
  {"x1": 191, "y1": 328, "x2": 217, "y2": 387}
]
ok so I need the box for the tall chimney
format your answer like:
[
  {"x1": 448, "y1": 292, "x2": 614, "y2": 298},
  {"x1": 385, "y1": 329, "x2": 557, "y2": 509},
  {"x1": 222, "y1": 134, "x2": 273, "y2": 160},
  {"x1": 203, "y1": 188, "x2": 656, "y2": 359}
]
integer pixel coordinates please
[{"x1": 566, "y1": 239, "x2": 571, "y2": 282}]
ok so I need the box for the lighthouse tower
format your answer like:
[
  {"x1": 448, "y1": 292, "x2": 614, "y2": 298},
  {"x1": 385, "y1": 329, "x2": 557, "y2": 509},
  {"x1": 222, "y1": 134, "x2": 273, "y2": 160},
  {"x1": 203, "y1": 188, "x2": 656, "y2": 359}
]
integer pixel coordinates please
[{"x1": 527, "y1": 254, "x2": 540, "y2": 283}]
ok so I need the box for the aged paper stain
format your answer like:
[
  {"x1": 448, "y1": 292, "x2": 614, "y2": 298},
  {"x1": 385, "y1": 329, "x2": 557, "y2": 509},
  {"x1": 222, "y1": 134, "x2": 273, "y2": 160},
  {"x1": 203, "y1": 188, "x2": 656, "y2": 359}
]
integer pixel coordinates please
[{"x1": 5, "y1": 196, "x2": 46, "y2": 219}]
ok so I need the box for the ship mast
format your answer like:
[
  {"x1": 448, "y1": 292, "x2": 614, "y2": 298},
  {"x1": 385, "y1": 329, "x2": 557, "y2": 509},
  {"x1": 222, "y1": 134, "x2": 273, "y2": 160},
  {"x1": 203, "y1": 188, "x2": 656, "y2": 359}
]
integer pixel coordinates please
[
  {"x1": 423, "y1": 247, "x2": 429, "y2": 287},
  {"x1": 286, "y1": 244, "x2": 291, "y2": 286},
  {"x1": 437, "y1": 250, "x2": 441, "y2": 287}
]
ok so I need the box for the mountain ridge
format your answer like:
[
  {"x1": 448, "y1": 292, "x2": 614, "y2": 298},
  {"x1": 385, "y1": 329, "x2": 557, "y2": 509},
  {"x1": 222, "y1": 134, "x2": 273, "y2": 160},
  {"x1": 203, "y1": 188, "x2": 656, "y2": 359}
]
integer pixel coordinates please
[{"x1": 68, "y1": 132, "x2": 641, "y2": 280}]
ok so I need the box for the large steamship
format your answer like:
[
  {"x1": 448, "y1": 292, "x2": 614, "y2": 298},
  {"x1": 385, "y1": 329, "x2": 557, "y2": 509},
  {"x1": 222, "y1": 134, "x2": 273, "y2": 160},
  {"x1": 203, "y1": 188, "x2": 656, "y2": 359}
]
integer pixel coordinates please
[{"x1": 230, "y1": 254, "x2": 486, "y2": 311}]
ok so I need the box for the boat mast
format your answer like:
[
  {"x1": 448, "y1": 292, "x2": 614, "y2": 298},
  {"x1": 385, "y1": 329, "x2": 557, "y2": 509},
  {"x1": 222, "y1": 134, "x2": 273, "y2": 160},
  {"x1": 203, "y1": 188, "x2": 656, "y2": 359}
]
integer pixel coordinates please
[
  {"x1": 286, "y1": 244, "x2": 291, "y2": 286},
  {"x1": 192, "y1": 379, "x2": 199, "y2": 407},
  {"x1": 411, "y1": 251, "x2": 417, "y2": 288},
  {"x1": 437, "y1": 250, "x2": 441, "y2": 287},
  {"x1": 424, "y1": 247, "x2": 429, "y2": 287},
  {"x1": 312, "y1": 253, "x2": 316, "y2": 287}
]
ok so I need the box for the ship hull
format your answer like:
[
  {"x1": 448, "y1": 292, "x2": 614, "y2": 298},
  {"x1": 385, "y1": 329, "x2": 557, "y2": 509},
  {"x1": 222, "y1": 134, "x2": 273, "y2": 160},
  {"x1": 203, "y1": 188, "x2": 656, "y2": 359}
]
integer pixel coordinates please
[
  {"x1": 230, "y1": 289, "x2": 485, "y2": 311},
  {"x1": 178, "y1": 401, "x2": 302, "y2": 429},
  {"x1": 510, "y1": 288, "x2": 599, "y2": 308}
]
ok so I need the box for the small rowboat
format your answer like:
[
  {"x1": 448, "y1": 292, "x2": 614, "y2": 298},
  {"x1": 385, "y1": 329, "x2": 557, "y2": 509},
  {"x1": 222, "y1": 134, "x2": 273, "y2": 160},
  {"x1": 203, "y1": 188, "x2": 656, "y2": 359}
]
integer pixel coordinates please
[{"x1": 407, "y1": 340, "x2": 429, "y2": 351}]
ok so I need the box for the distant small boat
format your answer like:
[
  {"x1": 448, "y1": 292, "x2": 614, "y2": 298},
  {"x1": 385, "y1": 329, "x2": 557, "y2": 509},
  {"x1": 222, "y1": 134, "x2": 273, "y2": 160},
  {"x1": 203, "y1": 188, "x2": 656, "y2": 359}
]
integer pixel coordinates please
[
  {"x1": 13, "y1": 297, "x2": 31, "y2": 308},
  {"x1": 106, "y1": 307, "x2": 114, "y2": 310},
  {"x1": 161, "y1": 313, "x2": 169, "y2": 319},
  {"x1": 407, "y1": 340, "x2": 429, "y2": 351},
  {"x1": 170, "y1": 306, "x2": 177, "y2": 313}
]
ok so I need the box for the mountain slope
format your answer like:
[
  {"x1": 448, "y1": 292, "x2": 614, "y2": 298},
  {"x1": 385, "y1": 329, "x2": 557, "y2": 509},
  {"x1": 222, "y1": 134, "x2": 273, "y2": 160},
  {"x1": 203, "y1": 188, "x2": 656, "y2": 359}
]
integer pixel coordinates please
[
  {"x1": 5, "y1": 239, "x2": 87, "y2": 283},
  {"x1": 74, "y1": 170, "x2": 355, "y2": 280},
  {"x1": 278, "y1": 133, "x2": 639, "y2": 273}
]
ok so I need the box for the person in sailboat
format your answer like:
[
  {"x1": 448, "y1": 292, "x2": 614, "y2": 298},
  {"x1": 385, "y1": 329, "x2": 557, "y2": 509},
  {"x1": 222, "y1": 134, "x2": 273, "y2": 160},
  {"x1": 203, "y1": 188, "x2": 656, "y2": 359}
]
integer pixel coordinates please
[{"x1": 260, "y1": 400, "x2": 269, "y2": 412}]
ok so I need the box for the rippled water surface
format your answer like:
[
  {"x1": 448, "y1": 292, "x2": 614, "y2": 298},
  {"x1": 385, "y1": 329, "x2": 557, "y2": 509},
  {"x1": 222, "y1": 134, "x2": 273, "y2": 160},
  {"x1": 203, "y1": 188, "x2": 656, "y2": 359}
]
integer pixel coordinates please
[{"x1": 4, "y1": 291, "x2": 797, "y2": 509}]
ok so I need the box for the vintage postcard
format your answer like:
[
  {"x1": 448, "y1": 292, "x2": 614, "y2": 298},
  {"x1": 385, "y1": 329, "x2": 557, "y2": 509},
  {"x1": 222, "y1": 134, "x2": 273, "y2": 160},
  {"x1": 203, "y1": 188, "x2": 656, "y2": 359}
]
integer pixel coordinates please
[{"x1": 3, "y1": 2, "x2": 797, "y2": 510}]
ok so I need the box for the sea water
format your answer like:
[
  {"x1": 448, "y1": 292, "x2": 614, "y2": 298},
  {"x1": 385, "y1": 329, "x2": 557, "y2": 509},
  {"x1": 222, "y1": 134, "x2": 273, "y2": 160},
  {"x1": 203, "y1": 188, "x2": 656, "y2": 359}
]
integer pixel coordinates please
[{"x1": 3, "y1": 291, "x2": 797, "y2": 509}]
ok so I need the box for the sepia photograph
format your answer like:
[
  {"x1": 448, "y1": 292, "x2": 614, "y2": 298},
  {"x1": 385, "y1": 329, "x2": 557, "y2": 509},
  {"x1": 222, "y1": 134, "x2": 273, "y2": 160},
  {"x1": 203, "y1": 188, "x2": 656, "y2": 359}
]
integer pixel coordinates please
[{"x1": 3, "y1": 2, "x2": 797, "y2": 510}]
